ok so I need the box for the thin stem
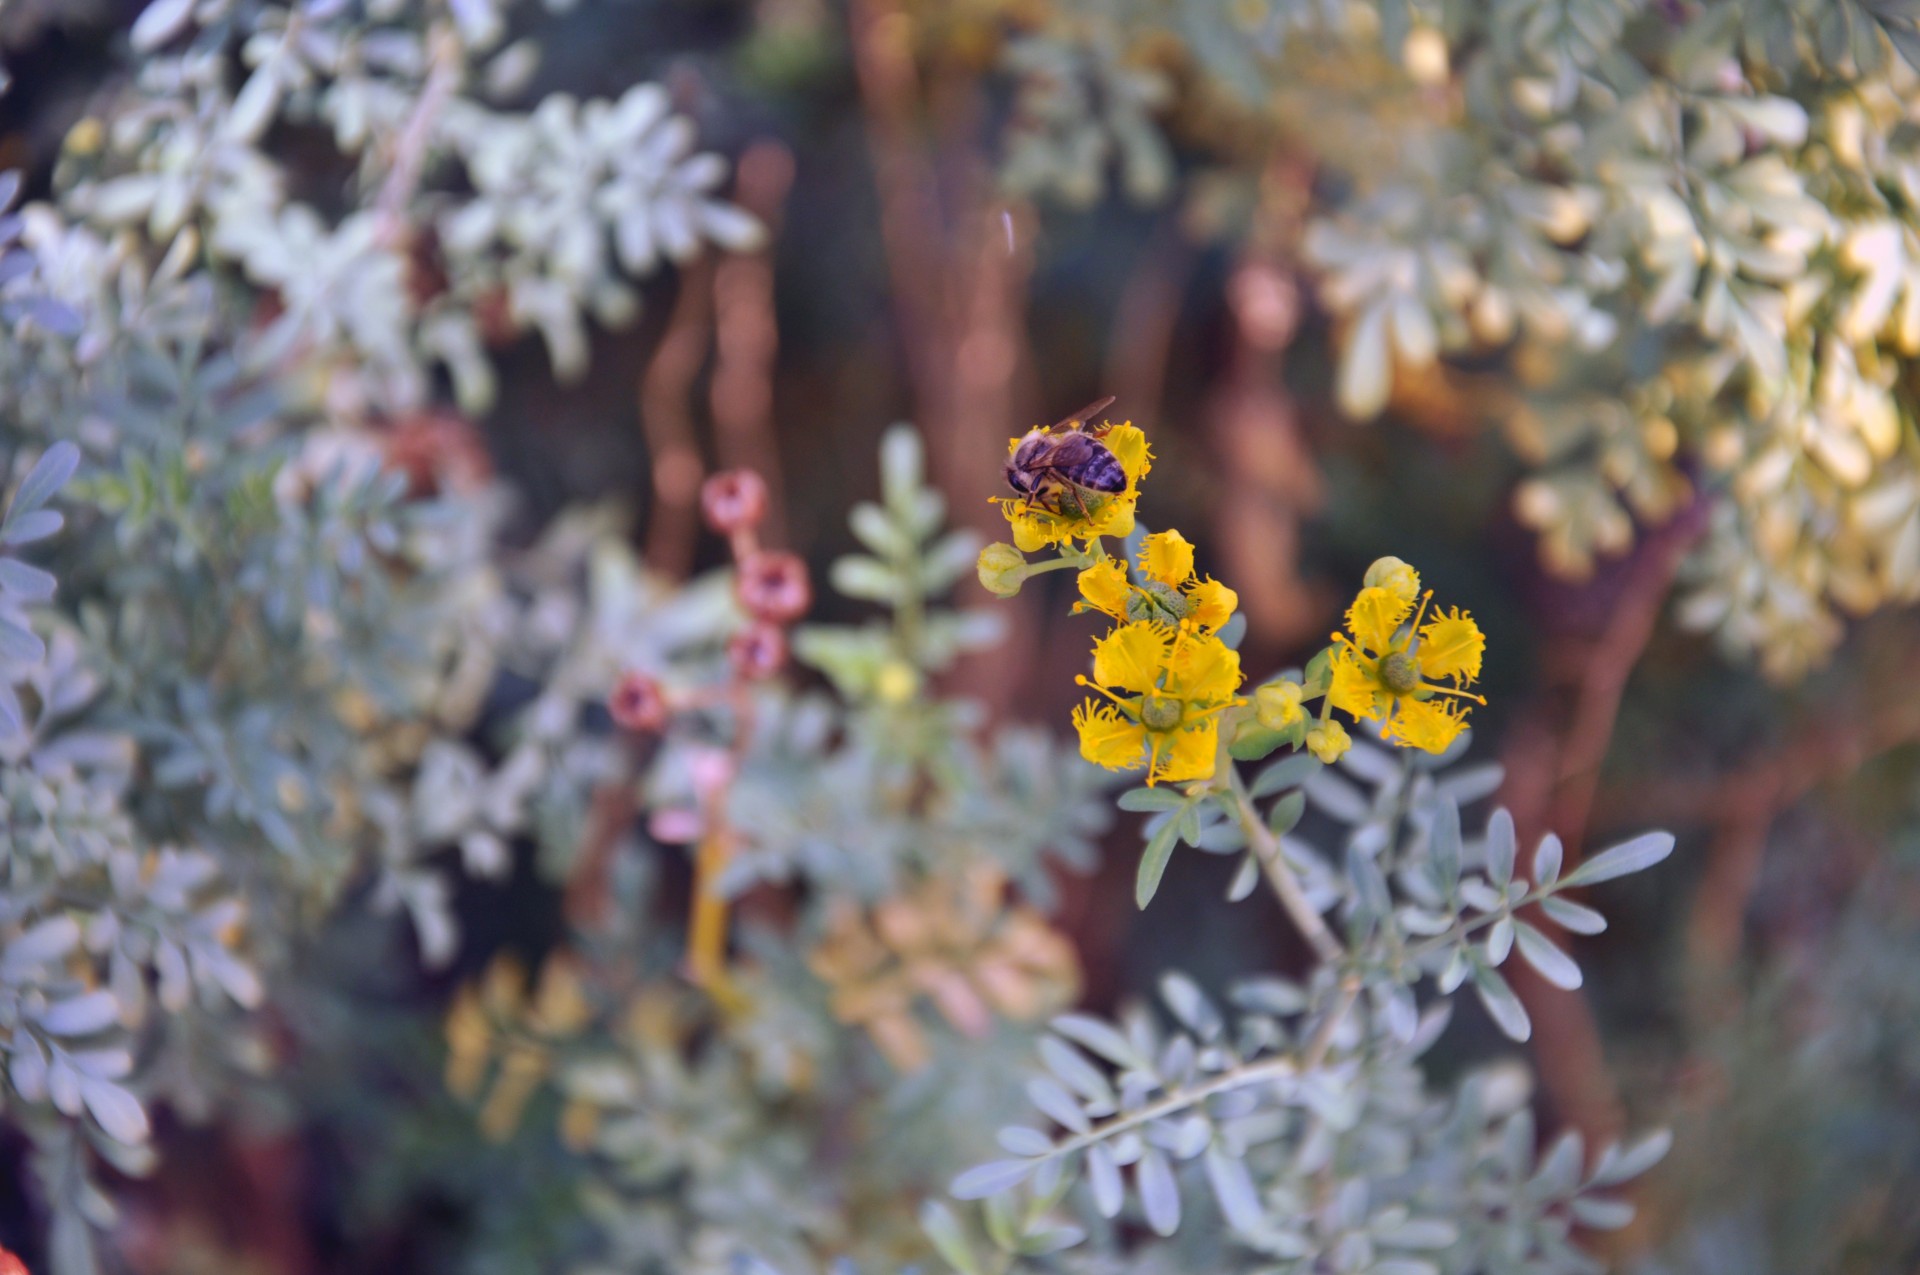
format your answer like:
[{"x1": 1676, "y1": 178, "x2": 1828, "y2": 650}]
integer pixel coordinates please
[
  {"x1": 1032, "y1": 977, "x2": 1360, "y2": 1167},
  {"x1": 1223, "y1": 764, "x2": 1344, "y2": 965}
]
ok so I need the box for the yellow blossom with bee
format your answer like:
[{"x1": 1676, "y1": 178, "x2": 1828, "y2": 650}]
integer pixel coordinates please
[
  {"x1": 1072, "y1": 618, "x2": 1245, "y2": 785},
  {"x1": 995, "y1": 421, "x2": 1152, "y2": 550},
  {"x1": 1326, "y1": 561, "x2": 1486, "y2": 754}
]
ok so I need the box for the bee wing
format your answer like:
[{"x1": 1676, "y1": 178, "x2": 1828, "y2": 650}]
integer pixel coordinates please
[{"x1": 1050, "y1": 395, "x2": 1117, "y2": 433}]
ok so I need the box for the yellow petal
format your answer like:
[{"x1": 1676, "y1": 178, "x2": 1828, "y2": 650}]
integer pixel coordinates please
[
  {"x1": 1186, "y1": 577, "x2": 1238, "y2": 631},
  {"x1": 1168, "y1": 632, "x2": 1242, "y2": 703},
  {"x1": 1306, "y1": 720, "x2": 1351, "y2": 764},
  {"x1": 1092, "y1": 621, "x2": 1170, "y2": 693},
  {"x1": 1103, "y1": 423, "x2": 1151, "y2": 485},
  {"x1": 1073, "y1": 701, "x2": 1147, "y2": 771},
  {"x1": 1385, "y1": 696, "x2": 1467, "y2": 753},
  {"x1": 1155, "y1": 720, "x2": 1220, "y2": 784},
  {"x1": 1416, "y1": 607, "x2": 1485, "y2": 684},
  {"x1": 1076, "y1": 560, "x2": 1131, "y2": 617},
  {"x1": 1088, "y1": 494, "x2": 1137, "y2": 541},
  {"x1": 1344, "y1": 586, "x2": 1411, "y2": 656},
  {"x1": 1328, "y1": 646, "x2": 1385, "y2": 721},
  {"x1": 1003, "y1": 503, "x2": 1057, "y2": 552},
  {"x1": 1140, "y1": 530, "x2": 1195, "y2": 587}
]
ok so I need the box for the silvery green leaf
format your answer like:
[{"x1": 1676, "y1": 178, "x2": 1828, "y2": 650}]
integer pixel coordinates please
[
  {"x1": 1226, "y1": 852, "x2": 1259, "y2": 901},
  {"x1": 1267, "y1": 789, "x2": 1306, "y2": 835},
  {"x1": 11, "y1": 441, "x2": 79, "y2": 519},
  {"x1": 1533, "y1": 832, "x2": 1563, "y2": 886},
  {"x1": 1591, "y1": 1128, "x2": 1672, "y2": 1186},
  {"x1": 1018, "y1": 1223, "x2": 1085, "y2": 1255},
  {"x1": 1203, "y1": 1142, "x2": 1264, "y2": 1232},
  {"x1": 39, "y1": 990, "x2": 120, "y2": 1036},
  {"x1": 1486, "y1": 917, "x2": 1513, "y2": 966},
  {"x1": 1541, "y1": 895, "x2": 1607, "y2": 934},
  {"x1": 81, "y1": 1076, "x2": 150, "y2": 1145},
  {"x1": 1231, "y1": 976, "x2": 1306, "y2": 1015},
  {"x1": 0, "y1": 615, "x2": 45, "y2": 663},
  {"x1": 919, "y1": 1202, "x2": 981, "y2": 1275},
  {"x1": 1170, "y1": 1115, "x2": 1211, "y2": 1160},
  {"x1": 951, "y1": 1158, "x2": 1036, "y2": 1200},
  {"x1": 1136, "y1": 1145, "x2": 1180, "y2": 1235},
  {"x1": 1049, "y1": 1014, "x2": 1144, "y2": 1069},
  {"x1": 1373, "y1": 1217, "x2": 1456, "y2": 1248},
  {"x1": 998, "y1": 1125, "x2": 1052, "y2": 1156},
  {"x1": 131, "y1": 0, "x2": 196, "y2": 50},
  {"x1": 1569, "y1": 1196, "x2": 1636, "y2": 1229},
  {"x1": 5, "y1": 914, "x2": 81, "y2": 971},
  {"x1": 0, "y1": 558, "x2": 56, "y2": 602},
  {"x1": 1250, "y1": 750, "x2": 1317, "y2": 799},
  {"x1": 1118, "y1": 787, "x2": 1185, "y2": 812},
  {"x1": 1472, "y1": 965, "x2": 1532, "y2": 1042},
  {"x1": 829, "y1": 555, "x2": 898, "y2": 603},
  {"x1": 3, "y1": 508, "x2": 63, "y2": 546},
  {"x1": 1026, "y1": 1076, "x2": 1089, "y2": 1134},
  {"x1": 1160, "y1": 972, "x2": 1222, "y2": 1039},
  {"x1": 1514, "y1": 920, "x2": 1582, "y2": 989},
  {"x1": 1532, "y1": 1131, "x2": 1584, "y2": 1198},
  {"x1": 1563, "y1": 831, "x2": 1674, "y2": 885},
  {"x1": 1429, "y1": 796, "x2": 1462, "y2": 896},
  {"x1": 1373, "y1": 1262, "x2": 1439, "y2": 1275},
  {"x1": 1306, "y1": 768, "x2": 1370, "y2": 822},
  {"x1": 1347, "y1": 843, "x2": 1391, "y2": 921},
  {"x1": 1486, "y1": 808, "x2": 1516, "y2": 887},
  {"x1": 1087, "y1": 1143, "x2": 1124, "y2": 1217},
  {"x1": 1135, "y1": 817, "x2": 1180, "y2": 908},
  {"x1": 9, "y1": 1033, "x2": 47, "y2": 1101},
  {"x1": 1039, "y1": 1036, "x2": 1114, "y2": 1106}
]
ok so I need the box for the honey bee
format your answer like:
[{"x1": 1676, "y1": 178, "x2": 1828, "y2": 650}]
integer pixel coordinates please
[{"x1": 1004, "y1": 396, "x2": 1126, "y2": 519}]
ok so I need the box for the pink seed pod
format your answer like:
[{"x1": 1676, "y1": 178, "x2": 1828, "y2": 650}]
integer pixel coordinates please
[
  {"x1": 735, "y1": 550, "x2": 812, "y2": 625},
  {"x1": 701, "y1": 469, "x2": 770, "y2": 535},
  {"x1": 608, "y1": 671, "x2": 671, "y2": 734},
  {"x1": 727, "y1": 622, "x2": 789, "y2": 681}
]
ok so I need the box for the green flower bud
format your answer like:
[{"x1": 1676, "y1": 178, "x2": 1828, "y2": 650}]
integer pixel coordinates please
[{"x1": 977, "y1": 542, "x2": 1029, "y2": 597}]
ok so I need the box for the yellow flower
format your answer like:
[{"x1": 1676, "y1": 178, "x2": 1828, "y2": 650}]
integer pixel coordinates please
[
  {"x1": 1326, "y1": 571, "x2": 1486, "y2": 754},
  {"x1": 996, "y1": 423, "x2": 1152, "y2": 550},
  {"x1": 1255, "y1": 679, "x2": 1305, "y2": 731},
  {"x1": 1306, "y1": 720, "x2": 1351, "y2": 764},
  {"x1": 1073, "y1": 620, "x2": 1244, "y2": 784}
]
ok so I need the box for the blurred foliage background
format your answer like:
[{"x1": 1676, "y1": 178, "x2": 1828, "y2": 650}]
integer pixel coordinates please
[{"x1": 0, "y1": 0, "x2": 1918, "y2": 1271}]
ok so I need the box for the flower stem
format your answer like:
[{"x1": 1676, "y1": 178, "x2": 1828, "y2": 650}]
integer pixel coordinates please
[{"x1": 1224, "y1": 763, "x2": 1344, "y2": 965}]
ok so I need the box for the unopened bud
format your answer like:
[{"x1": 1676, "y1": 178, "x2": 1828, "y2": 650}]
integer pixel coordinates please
[
  {"x1": 977, "y1": 542, "x2": 1029, "y2": 597},
  {"x1": 1363, "y1": 556, "x2": 1422, "y2": 604}
]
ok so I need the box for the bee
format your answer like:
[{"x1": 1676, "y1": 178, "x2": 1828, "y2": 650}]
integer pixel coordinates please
[{"x1": 1004, "y1": 396, "x2": 1126, "y2": 519}]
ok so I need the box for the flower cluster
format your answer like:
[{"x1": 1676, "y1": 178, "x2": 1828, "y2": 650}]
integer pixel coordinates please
[
  {"x1": 1070, "y1": 530, "x2": 1246, "y2": 785},
  {"x1": 980, "y1": 429, "x2": 1488, "y2": 781}
]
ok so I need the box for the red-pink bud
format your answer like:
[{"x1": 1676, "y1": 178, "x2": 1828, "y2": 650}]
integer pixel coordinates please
[
  {"x1": 608, "y1": 671, "x2": 671, "y2": 733},
  {"x1": 701, "y1": 469, "x2": 770, "y2": 535},
  {"x1": 735, "y1": 550, "x2": 812, "y2": 625},
  {"x1": 727, "y1": 622, "x2": 789, "y2": 681}
]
